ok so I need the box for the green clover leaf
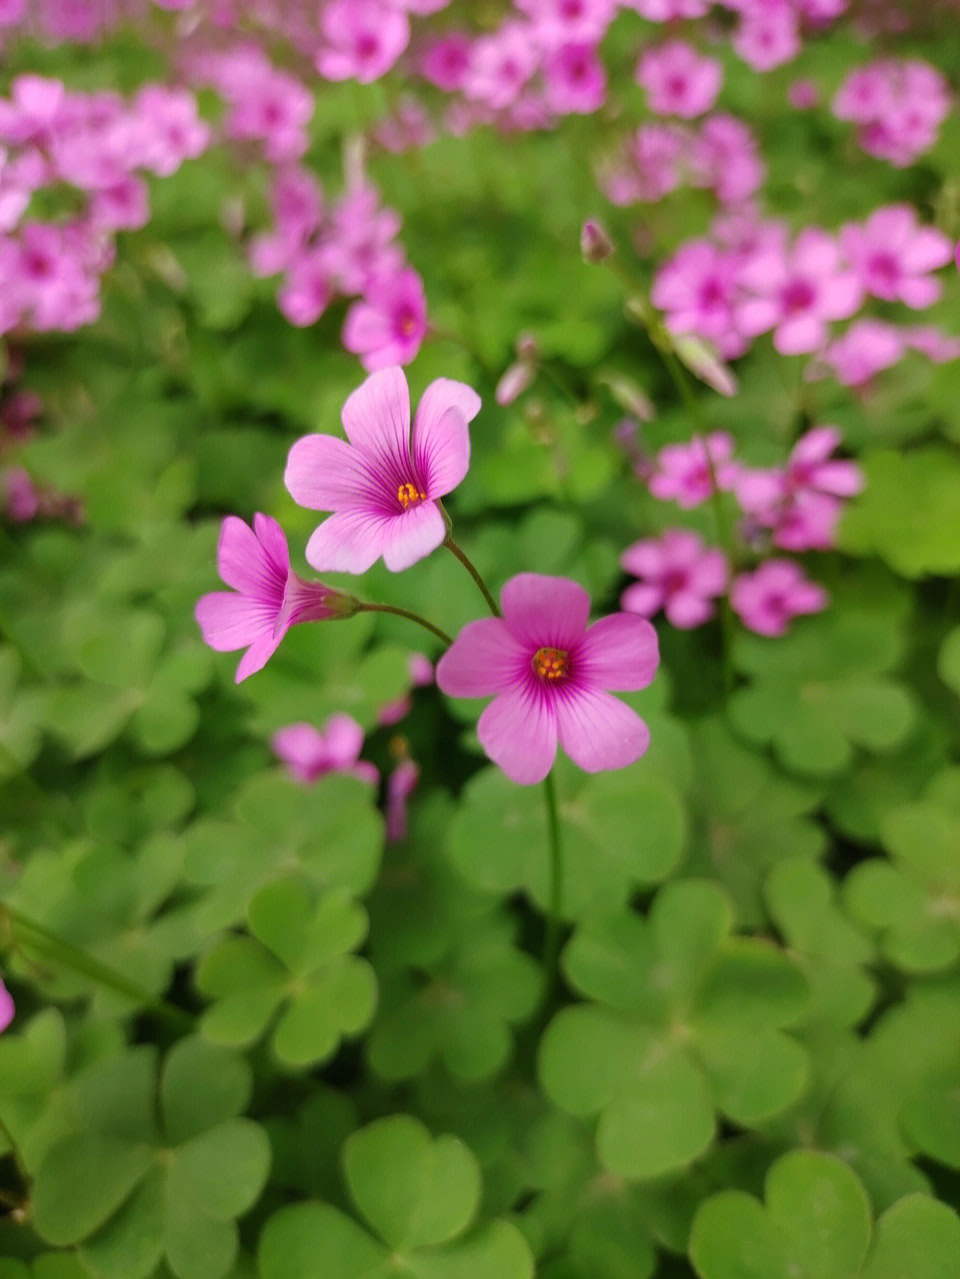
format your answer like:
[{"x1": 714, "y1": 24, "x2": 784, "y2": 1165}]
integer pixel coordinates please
[
  {"x1": 539, "y1": 880, "x2": 809, "y2": 1178},
  {"x1": 196, "y1": 874, "x2": 377, "y2": 1068},
  {"x1": 258, "y1": 1116, "x2": 534, "y2": 1279},
  {"x1": 689, "y1": 1150, "x2": 960, "y2": 1279}
]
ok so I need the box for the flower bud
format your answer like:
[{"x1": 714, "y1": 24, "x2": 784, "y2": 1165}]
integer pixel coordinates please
[{"x1": 581, "y1": 218, "x2": 614, "y2": 263}]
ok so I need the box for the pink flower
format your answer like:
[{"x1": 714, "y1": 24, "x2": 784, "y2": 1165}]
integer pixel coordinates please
[
  {"x1": 621, "y1": 0, "x2": 708, "y2": 17},
  {"x1": 788, "y1": 79, "x2": 820, "y2": 109},
  {"x1": 272, "y1": 715, "x2": 379, "y2": 784},
  {"x1": 737, "y1": 228, "x2": 862, "y2": 356},
  {"x1": 903, "y1": 325, "x2": 960, "y2": 364},
  {"x1": 690, "y1": 114, "x2": 765, "y2": 204},
  {"x1": 652, "y1": 240, "x2": 747, "y2": 359},
  {"x1": 732, "y1": 0, "x2": 800, "y2": 72},
  {"x1": 0, "y1": 979, "x2": 13, "y2": 1033},
  {"x1": 386, "y1": 757, "x2": 420, "y2": 840},
  {"x1": 224, "y1": 65, "x2": 313, "y2": 163},
  {"x1": 601, "y1": 124, "x2": 684, "y2": 205},
  {"x1": 543, "y1": 42, "x2": 607, "y2": 115},
  {"x1": 131, "y1": 86, "x2": 209, "y2": 176},
  {"x1": 419, "y1": 34, "x2": 472, "y2": 91},
  {"x1": 519, "y1": 0, "x2": 615, "y2": 45},
  {"x1": 343, "y1": 268, "x2": 427, "y2": 370},
  {"x1": 436, "y1": 573, "x2": 659, "y2": 785},
  {"x1": 277, "y1": 251, "x2": 333, "y2": 327},
  {"x1": 285, "y1": 365, "x2": 481, "y2": 575},
  {"x1": 317, "y1": 0, "x2": 410, "y2": 84},
  {"x1": 840, "y1": 205, "x2": 952, "y2": 309},
  {"x1": 649, "y1": 431, "x2": 739, "y2": 508},
  {"x1": 730, "y1": 560, "x2": 828, "y2": 636},
  {"x1": 195, "y1": 514, "x2": 359, "y2": 682},
  {"x1": 813, "y1": 318, "x2": 905, "y2": 387},
  {"x1": 464, "y1": 24, "x2": 540, "y2": 110},
  {"x1": 833, "y1": 60, "x2": 950, "y2": 166},
  {"x1": 636, "y1": 41, "x2": 722, "y2": 118},
  {"x1": 2, "y1": 466, "x2": 40, "y2": 522},
  {"x1": 621, "y1": 529, "x2": 728, "y2": 628}
]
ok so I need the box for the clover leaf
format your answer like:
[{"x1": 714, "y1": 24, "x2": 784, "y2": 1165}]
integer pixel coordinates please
[
  {"x1": 729, "y1": 608, "x2": 915, "y2": 777},
  {"x1": 447, "y1": 757, "x2": 687, "y2": 921},
  {"x1": 0, "y1": 645, "x2": 42, "y2": 777},
  {"x1": 30, "y1": 1037, "x2": 270, "y2": 1279},
  {"x1": 539, "y1": 880, "x2": 809, "y2": 1178},
  {"x1": 258, "y1": 1116, "x2": 534, "y2": 1279},
  {"x1": 689, "y1": 1150, "x2": 960, "y2": 1279},
  {"x1": 196, "y1": 874, "x2": 377, "y2": 1068},
  {"x1": 843, "y1": 794, "x2": 960, "y2": 972}
]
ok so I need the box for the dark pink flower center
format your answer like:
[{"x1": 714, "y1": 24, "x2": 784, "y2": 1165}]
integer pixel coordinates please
[
  {"x1": 532, "y1": 646, "x2": 570, "y2": 683},
  {"x1": 662, "y1": 567, "x2": 690, "y2": 594},
  {"x1": 699, "y1": 277, "x2": 727, "y2": 309},
  {"x1": 867, "y1": 252, "x2": 900, "y2": 288},
  {"x1": 781, "y1": 278, "x2": 816, "y2": 314},
  {"x1": 394, "y1": 305, "x2": 420, "y2": 337},
  {"x1": 666, "y1": 73, "x2": 689, "y2": 98},
  {"x1": 356, "y1": 32, "x2": 380, "y2": 60}
]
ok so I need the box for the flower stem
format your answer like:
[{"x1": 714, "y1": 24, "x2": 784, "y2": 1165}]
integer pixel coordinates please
[
  {"x1": 1, "y1": 904, "x2": 194, "y2": 1031},
  {"x1": 541, "y1": 770, "x2": 564, "y2": 1003},
  {"x1": 357, "y1": 602, "x2": 452, "y2": 646},
  {"x1": 443, "y1": 536, "x2": 501, "y2": 617}
]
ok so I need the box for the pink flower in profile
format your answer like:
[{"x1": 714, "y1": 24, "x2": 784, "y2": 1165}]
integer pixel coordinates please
[
  {"x1": 737, "y1": 228, "x2": 862, "y2": 356},
  {"x1": 343, "y1": 268, "x2": 427, "y2": 370},
  {"x1": 386, "y1": 757, "x2": 420, "y2": 840},
  {"x1": 285, "y1": 366, "x2": 481, "y2": 574},
  {"x1": 621, "y1": 529, "x2": 728, "y2": 628},
  {"x1": 730, "y1": 560, "x2": 828, "y2": 636},
  {"x1": 317, "y1": 0, "x2": 410, "y2": 84},
  {"x1": 195, "y1": 514, "x2": 359, "y2": 682},
  {"x1": 649, "y1": 432, "x2": 739, "y2": 508},
  {"x1": 840, "y1": 206, "x2": 952, "y2": 309},
  {"x1": 436, "y1": 573, "x2": 659, "y2": 785},
  {"x1": 636, "y1": 41, "x2": 722, "y2": 119},
  {"x1": 272, "y1": 715, "x2": 379, "y2": 784},
  {"x1": 0, "y1": 978, "x2": 13, "y2": 1032}
]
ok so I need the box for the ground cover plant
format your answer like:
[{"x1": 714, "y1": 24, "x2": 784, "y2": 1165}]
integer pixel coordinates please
[{"x1": 1, "y1": 1, "x2": 960, "y2": 1276}]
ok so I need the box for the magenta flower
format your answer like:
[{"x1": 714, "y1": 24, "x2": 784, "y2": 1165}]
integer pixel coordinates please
[
  {"x1": 272, "y1": 715, "x2": 379, "y2": 785},
  {"x1": 285, "y1": 366, "x2": 481, "y2": 575},
  {"x1": 840, "y1": 206, "x2": 952, "y2": 309},
  {"x1": 543, "y1": 42, "x2": 607, "y2": 116},
  {"x1": 316, "y1": 0, "x2": 410, "y2": 84},
  {"x1": 652, "y1": 241, "x2": 748, "y2": 359},
  {"x1": 814, "y1": 318, "x2": 906, "y2": 388},
  {"x1": 343, "y1": 268, "x2": 427, "y2": 371},
  {"x1": 636, "y1": 41, "x2": 722, "y2": 118},
  {"x1": 195, "y1": 514, "x2": 358, "y2": 682},
  {"x1": 737, "y1": 228, "x2": 862, "y2": 356},
  {"x1": 621, "y1": 529, "x2": 728, "y2": 629},
  {"x1": 729, "y1": 561, "x2": 828, "y2": 637},
  {"x1": 648, "y1": 431, "x2": 739, "y2": 508},
  {"x1": 0, "y1": 978, "x2": 13, "y2": 1032},
  {"x1": 436, "y1": 574, "x2": 659, "y2": 785},
  {"x1": 732, "y1": 1, "x2": 800, "y2": 73}
]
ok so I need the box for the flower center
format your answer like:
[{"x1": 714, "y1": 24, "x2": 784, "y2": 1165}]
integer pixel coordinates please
[
  {"x1": 532, "y1": 646, "x2": 569, "y2": 682},
  {"x1": 397, "y1": 481, "x2": 427, "y2": 509}
]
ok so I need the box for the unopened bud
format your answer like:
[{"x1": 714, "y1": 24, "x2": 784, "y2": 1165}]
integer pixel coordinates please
[
  {"x1": 581, "y1": 219, "x2": 614, "y2": 264},
  {"x1": 673, "y1": 336, "x2": 739, "y2": 398},
  {"x1": 495, "y1": 361, "x2": 535, "y2": 406}
]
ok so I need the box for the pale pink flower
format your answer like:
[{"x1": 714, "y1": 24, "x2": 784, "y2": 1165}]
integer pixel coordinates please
[
  {"x1": 0, "y1": 979, "x2": 13, "y2": 1032},
  {"x1": 343, "y1": 268, "x2": 427, "y2": 370},
  {"x1": 602, "y1": 124, "x2": 684, "y2": 205},
  {"x1": 833, "y1": 59, "x2": 950, "y2": 166},
  {"x1": 0, "y1": 75, "x2": 66, "y2": 146},
  {"x1": 621, "y1": 0, "x2": 708, "y2": 17},
  {"x1": 636, "y1": 41, "x2": 722, "y2": 118},
  {"x1": 730, "y1": 560, "x2": 828, "y2": 636},
  {"x1": 690, "y1": 115, "x2": 765, "y2": 205},
  {"x1": 131, "y1": 86, "x2": 209, "y2": 176},
  {"x1": 317, "y1": 0, "x2": 410, "y2": 84},
  {"x1": 2, "y1": 466, "x2": 39, "y2": 522},
  {"x1": 519, "y1": 0, "x2": 615, "y2": 45},
  {"x1": 543, "y1": 42, "x2": 607, "y2": 115},
  {"x1": 813, "y1": 318, "x2": 905, "y2": 387},
  {"x1": 386, "y1": 758, "x2": 420, "y2": 840},
  {"x1": 285, "y1": 365, "x2": 480, "y2": 574},
  {"x1": 277, "y1": 251, "x2": 334, "y2": 327},
  {"x1": 437, "y1": 573, "x2": 659, "y2": 785},
  {"x1": 195, "y1": 514, "x2": 358, "y2": 682},
  {"x1": 621, "y1": 529, "x2": 728, "y2": 628},
  {"x1": 737, "y1": 228, "x2": 862, "y2": 356},
  {"x1": 903, "y1": 325, "x2": 960, "y2": 364},
  {"x1": 419, "y1": 34, "x2": 472, "y2": 91},
  {"x1": 272, "y1": 715, "x2": 379, "y2": 784},
  {"x1": 649, "y1": 431, "x2": 739, "y2": 508},
  {"x1": 732, "y1": 0, "x2": 800, "y2": 72},
  {"x1": 840, "y1": 205, "x2": 952, "y2": 309}
]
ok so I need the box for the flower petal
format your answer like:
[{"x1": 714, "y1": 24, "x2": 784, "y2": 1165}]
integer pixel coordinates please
[
  {"x1": 381, "y1": 501, "x2": 446, "y2": 571},
  {"x1": 216, "y1": 516, "x2": 284, "y2": 601},
  {"x1": 413, "y1": 377, "x2": 481, "y2": 496},
  {"x1": 500, "y1": 573, "x2": 591, "y2": 650},
  {"x1": 235, "y1": 634, "x2": 282, "y2": 682},
  {"x1": 305, "y1": 509, "x2": 388, "y2": 574},
  {"x1": 574, "y1": 613, "x2": 659, "y2": 691},
  {"x1": 284, "y1": 433, "x2": 382, "y2": 512},
  {"x1": 555, "y1": 686, "x2": 650, "y2": 773},
  {"x1": 195, "y1": 592, "x2": 274, "y2": 652},
  {"x1": 477, "y1": 686, "x2": 558, "y2": 785},
  {"x1": 340, "y1": 366, "x2": 411, "y2": 475},
  {"x1": 322, "y1": 713, "x2": 365, "y2": 766},
  {"x1": 252, "y1": 514, "x2": 290, "y2": 577},
  {"x1": 436, "y1": 618, "x2": 527, "y2": 698}
]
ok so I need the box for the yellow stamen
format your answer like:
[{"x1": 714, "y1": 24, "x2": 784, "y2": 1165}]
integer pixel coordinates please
[
  {"x1": 533, "y1": 647, "x2": 569, "y2": 682},
  {"x1": 397, "y1": 481, "x2": 427, "y2": 509}
]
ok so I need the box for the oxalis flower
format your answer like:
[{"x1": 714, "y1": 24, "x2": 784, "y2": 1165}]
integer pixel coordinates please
[
  {"x1": 195, "y1": 514, "x2": 358, "y2": 682},
  {"x1": 285, "y1": 366, "x2": 481, "y2": 574},
  {"x1": 0, "y1": 978, "x2": 13, "y2": 1033},
  {"x1": 436, "y1": 573, "x2": 659, "y2": 785}
]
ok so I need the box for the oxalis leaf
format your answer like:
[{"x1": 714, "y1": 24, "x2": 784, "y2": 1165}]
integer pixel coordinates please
[{"x1": 689, "y1": 1150, "x2": 960, "y2": 1279}]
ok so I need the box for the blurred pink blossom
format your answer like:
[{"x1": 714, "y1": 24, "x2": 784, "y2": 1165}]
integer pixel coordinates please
[
  {"x1": 317, "y1": 0, "x2": 410, "y2": 84},
  {"x1": 343, "y1": 267, "x2": 428, "y2": 370},
  {"x1": 621, "y1": 528, "x2": 728, "y2": 628},
  {"x1": 637, "y1": 41, "x2": 722, "y2": 118},
  {"x1": 730, "y1": 560, "x2": 828, "y2": 636},
  {"x1": 649, "y1": 431, "x2": 739, "y2": 507},
  {"x1": 840, "y1": 205, "x2": 952, "y2": 308},
  {"x1": 272, "y1": 715, "x2": 379, "y2": 784}
]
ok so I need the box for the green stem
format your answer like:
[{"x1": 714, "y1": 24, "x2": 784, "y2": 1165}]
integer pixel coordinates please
[
  {"x1": 541, "y1": 771, "x2": 564, "y2": 1003},
  {"x1": 443, "y1": 536, "x2": 501, "y2": 617},
  {"x1": 1, "y1": 905, "x2": 193, "y2": 1031},
  {"x1": 357, "y1": 602, "x2": 452, "y2": 646}
]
